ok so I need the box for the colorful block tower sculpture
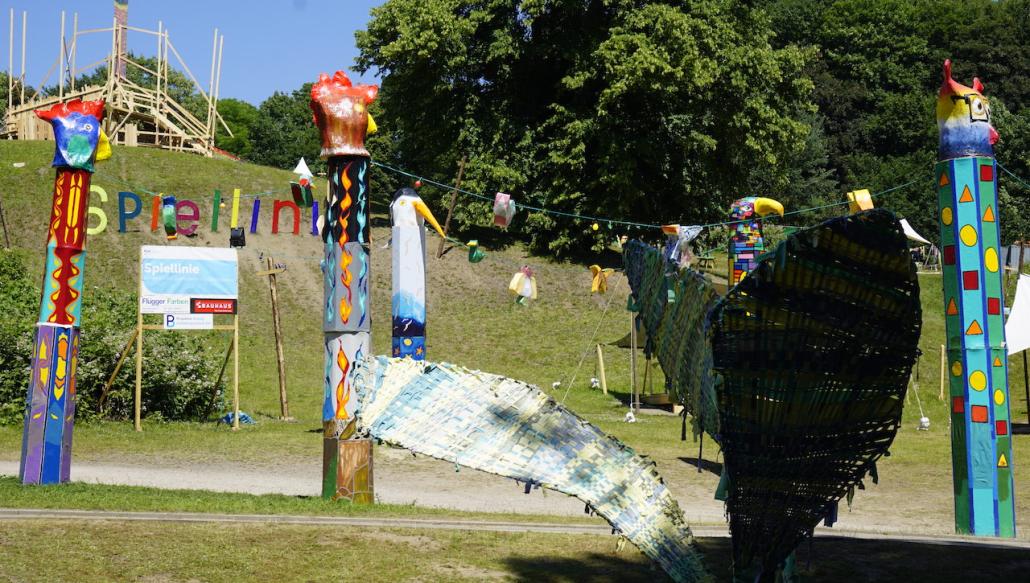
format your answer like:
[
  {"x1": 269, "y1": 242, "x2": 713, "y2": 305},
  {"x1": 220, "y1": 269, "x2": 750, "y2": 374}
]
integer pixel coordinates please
[
  {"x1": 728, "y1": 197, "x2": 784, "y2": 285},
  {"x1": 390, "y1": 187, "x2": 445, "y2": 360},
  {"x1": 310, "y1": 71, "x2": 378, "y2": 503},
  {"x1": 19, "y1": 99, "x2": 110, "y2": 485},
  {"x1": 936, "y1": 59, "x2": 1015, "y2": 537}
]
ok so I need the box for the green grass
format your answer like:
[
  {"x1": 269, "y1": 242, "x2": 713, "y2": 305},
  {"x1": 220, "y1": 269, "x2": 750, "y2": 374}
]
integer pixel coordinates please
[
  {"x1": 1, "y1": 520, "x2": 1028, "y2": 582},
  {"x1": 1, "y1": 141, "x2": 1029, "y2": 538},
  {"x1": 0, "y1": 476, "x2": 598, "y2": 525}
]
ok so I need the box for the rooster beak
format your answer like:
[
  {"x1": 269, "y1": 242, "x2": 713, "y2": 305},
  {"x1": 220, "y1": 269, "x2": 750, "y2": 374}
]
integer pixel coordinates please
[
  {"x1": 95, "y1": 130, "x2": 112, "y2": 162},
  {"x1": 413, "y1": 199, "x2": 446, "y2": 239},
  {"x1": 989, "y1": 125, "x2": 999, "y2": 145},
  {"x1": 754, "y1": 197, "x2": 784, "y2": 217}
]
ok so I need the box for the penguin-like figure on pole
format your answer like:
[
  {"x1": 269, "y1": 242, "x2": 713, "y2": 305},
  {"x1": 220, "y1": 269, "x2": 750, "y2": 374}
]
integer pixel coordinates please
[{"x1": 390, "y1": 187, "x2": 445, "y2": 360}]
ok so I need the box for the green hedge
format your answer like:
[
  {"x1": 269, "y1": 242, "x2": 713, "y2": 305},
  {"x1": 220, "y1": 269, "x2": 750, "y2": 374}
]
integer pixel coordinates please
[{"x1": 0, "y1": 250, "x2": 224, "y2": 425}]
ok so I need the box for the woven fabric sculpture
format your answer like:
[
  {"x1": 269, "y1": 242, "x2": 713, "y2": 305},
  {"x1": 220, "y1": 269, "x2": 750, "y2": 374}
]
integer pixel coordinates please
[
  {"x1": 625, "y1": 209, "x2": 921, "y2": 578},
  {"x1": 352, "y1": 356, "x2": 709, "y2": 583},
  {"x1": 623, "y1": 241, "x2": 720, "y2": 437}
]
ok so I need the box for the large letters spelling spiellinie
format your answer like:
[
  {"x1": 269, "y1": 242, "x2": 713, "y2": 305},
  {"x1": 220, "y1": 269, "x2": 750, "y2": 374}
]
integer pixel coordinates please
[
  {"x1": 310, "y1": 71, "x2": 378, "y2": 502},
  {"x1": 625, "y1": 209, "x2": 922, "y2": 578},
  {"x1": 20, "y1": 99, "x2": 111, "y2": 484},
  {"x1": 936, "y1": 59, "x2": 1015, "y2": 537}
]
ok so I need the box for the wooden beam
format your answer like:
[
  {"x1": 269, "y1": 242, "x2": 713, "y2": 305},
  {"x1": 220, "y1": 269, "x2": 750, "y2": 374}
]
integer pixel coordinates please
[
  {"x1": 264, "y1": 257, "x2": 291, "y2": 420},
  {"x1": 436, "y1": 155, "x2": 466, "y2": 258},
  {"x1": 99, "y1": 328, "x2": 138, "y2": 413}
]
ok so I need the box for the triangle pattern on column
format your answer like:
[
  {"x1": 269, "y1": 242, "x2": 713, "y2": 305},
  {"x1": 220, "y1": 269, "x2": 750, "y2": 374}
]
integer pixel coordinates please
[
  {"x1": 946, "y1": 298, "x2": 959, "y2": 315},
  {"x1": 966, "y1": 320, "x2": 983, "y2": 336},
  {"x1": 959, "y1": 186, "x2": 974, "y2": 203},
  {"x1": 983, "y1": 205, "x2": 995, "y2": 222},
  {"x1": 939, "y1": 173, "x2": 950, "y2": 187}
]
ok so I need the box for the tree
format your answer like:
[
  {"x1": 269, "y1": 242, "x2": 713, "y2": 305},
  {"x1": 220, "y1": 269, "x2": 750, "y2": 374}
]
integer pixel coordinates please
[
  {"x1": 248, "y1": 84, "x2": 323, "y2": 172},
  {"x1": 356, "y1": 0, "x2": 815, "y2": 256},
  {"x1": 214, "y1": 98, "x2": 259, "y2": 159}
]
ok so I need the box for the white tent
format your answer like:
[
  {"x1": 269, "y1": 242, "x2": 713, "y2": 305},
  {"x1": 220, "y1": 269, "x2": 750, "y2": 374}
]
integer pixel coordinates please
[
  {"x1": 899, "y1": 219, "x2": 932, "y2": 246},
  {"x1": 1006, "y1": 274, "x2": 1030, "y2": 356}
]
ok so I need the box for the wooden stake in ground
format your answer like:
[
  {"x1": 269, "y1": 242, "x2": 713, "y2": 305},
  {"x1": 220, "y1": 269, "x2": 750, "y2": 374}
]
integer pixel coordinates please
[
  {"x1": 629, "y1": 312, "x2": 638, "y2": 412},
  {"x1": 0, "y1": 193, "x2": 11, "y2": 248},
  {"x1": 436, "y1": 155, "x2": 466, "y2": 259},
  {"x1": 595, "y1": 343, "x2": 608, "y2": 395},
  {"x1": 258, "y1": 257, "x2": 290, "y2": 420},
  {"x1": 99, "y1": 328, "x2": 138, "y2": 413}
]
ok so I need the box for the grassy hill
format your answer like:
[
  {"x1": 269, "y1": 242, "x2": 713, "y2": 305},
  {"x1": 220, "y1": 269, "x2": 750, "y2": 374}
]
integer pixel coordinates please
[{"x1": 0, "y1": 141, "x2": 1027, "y2": 536}]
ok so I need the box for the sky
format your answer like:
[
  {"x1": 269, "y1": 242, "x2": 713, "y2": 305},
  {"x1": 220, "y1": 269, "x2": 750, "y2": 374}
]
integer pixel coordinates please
[{"x1": 1, "y1": 0, "x2": 382, "y2": 105}]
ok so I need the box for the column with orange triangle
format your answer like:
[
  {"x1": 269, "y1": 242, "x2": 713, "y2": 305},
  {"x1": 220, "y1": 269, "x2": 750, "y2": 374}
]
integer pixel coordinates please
[{"x1": 936, "y1": 60, "x2": 1015, "y2": 537}]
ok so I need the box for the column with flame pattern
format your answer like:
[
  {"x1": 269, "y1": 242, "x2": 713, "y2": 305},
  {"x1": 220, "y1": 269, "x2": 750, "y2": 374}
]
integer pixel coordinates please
[
  {"x1": 310, "y1": 71, "x2": 378, "y2": 502},
  {"x1": 19, "y1": 99, "x2": 109, "y2": 485}
]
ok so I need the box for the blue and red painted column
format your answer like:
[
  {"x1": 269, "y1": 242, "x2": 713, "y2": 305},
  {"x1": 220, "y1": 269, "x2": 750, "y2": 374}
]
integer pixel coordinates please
[
  {"x1": 936, "y1": 59, "x2": 1015, "y2": 537},
  {"x1": 19, "y1": 99, "x2": 109, "y2": 485}
]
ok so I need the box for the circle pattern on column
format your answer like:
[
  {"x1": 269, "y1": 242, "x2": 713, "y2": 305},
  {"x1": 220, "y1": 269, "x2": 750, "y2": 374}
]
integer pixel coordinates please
[
  {"x1": 985, "y1": 248, "x2": 999, "y2": 272},
  {"x1": 970, "y1": 370, "x2": 987, "y2": 391},
  {"x1": 960, "y1": 225, "x2": 978, "y2": 246}
]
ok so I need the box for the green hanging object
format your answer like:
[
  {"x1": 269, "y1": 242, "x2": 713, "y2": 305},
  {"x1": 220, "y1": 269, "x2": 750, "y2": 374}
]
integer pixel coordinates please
[
  {"x1": 467, "y1": 240, "x2": 486, "y2": 263},
  {"x1": 161, "y1": 195, "x2": 177, "y2": 240}
]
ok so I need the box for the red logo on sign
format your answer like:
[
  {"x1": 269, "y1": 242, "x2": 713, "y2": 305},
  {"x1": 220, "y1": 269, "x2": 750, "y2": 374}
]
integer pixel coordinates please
[{"x1": 190, "y1": 298, "x2": 237, "y2": 314}]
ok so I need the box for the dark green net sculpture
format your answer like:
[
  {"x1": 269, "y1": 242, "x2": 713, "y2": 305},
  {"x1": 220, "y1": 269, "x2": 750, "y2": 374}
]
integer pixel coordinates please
[{"x1": 625, "y1": 209, "x2": 922, "y2": 578}]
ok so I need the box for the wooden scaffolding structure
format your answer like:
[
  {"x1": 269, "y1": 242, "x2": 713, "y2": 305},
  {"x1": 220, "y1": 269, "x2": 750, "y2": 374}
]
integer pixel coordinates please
[{"x1": 3, "y1": 8, "x2": 231, "y2": 158}]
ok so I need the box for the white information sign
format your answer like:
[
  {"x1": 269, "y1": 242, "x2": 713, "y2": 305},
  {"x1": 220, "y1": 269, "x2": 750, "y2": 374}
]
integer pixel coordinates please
[
  {"x1": 163, "y1": 313, "x2": 214, "y2": 330},
  {"x1": 140, "y1": 246, "x2": 238, "y2": 315}
]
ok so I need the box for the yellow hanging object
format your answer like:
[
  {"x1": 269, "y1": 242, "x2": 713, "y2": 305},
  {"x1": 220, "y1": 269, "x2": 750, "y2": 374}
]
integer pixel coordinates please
[
  {"x1": 95, "y1": 130, "x2": 112, "y2": 162},
  {"x1": 847, "y1": 189, "x2": 874, "y2": 214},
  {"x1": 590, "y1": 264, "x2": 614, "y2": 294},
  {"x1": 366, "y1": 114, "x2": 378, "y2": 136},
  {"x1": 509, "y1": 266, "x2": 538, "y2": 304}
]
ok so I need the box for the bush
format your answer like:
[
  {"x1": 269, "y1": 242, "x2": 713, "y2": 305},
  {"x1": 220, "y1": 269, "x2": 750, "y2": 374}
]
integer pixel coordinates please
[{"x1": 0, "y1": 251, "x2": 224, "y2": 425}]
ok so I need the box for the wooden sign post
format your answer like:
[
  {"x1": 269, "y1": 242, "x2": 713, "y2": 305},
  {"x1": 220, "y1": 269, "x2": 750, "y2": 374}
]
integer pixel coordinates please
[{"x1": 135, "y1": 246, "x2": 240, "y2": 431}]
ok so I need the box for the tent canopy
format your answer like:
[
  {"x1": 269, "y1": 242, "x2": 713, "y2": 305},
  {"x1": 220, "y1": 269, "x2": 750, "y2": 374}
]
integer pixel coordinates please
[{"x1": 899, "y1": 219, "x2": 932, "y2": 246}]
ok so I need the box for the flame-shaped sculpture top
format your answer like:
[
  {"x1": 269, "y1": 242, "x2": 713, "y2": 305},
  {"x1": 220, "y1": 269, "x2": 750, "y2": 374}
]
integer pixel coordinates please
[
  {"x1": 937, "y1": 59, "x2": 998, "y2": 161},
  {"x1": 35, "y1": 99, "x2": 108, "y2": 171},
  {"x1": 310, "y1": 71, "x2": 379, "y2": 158}
]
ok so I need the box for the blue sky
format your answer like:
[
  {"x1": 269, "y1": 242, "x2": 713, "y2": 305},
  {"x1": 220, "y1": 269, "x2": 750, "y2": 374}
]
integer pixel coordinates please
[{"x1": 2, "y1": 0, "x2": 382, "y2": 104}]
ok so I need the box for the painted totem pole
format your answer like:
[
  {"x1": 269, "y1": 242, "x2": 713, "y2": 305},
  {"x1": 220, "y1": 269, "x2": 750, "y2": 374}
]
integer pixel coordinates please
[
  {"x1": 936, "y1": 59, "x2": 1015, "y2": 537},
  {"x1": 390, "y1": 187, "x2": 445, "y2": 360},
  {"x1": 728, "y1": 196, "x2": 783, "y2": 285},
  {"x1": 310, "y1": 71, "x2": 378, "y2": 502},
  {"x1": 19, "y1": 99, "x2": 110, "y2": 485}
]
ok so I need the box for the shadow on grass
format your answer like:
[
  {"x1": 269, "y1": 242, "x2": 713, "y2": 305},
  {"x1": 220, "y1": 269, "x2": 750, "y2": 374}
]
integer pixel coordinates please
[
  {"x1": 691, "y1": 536, "x2": 1030, "y2": 582},
  {"x1": 503, "y1": 552, "x2": 664, "y2": 582},
  {"x1": 506, "y1": 536, "x2": 1030, "y2": 582},
  {"x1": 677, "y1": 456, "x2": 723, "y2": 476}
]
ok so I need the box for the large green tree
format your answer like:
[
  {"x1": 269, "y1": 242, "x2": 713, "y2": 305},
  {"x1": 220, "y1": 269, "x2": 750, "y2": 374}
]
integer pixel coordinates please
[
  {"x1": 247, "y1": 84, "x2": 323, "y2": 172},
  {"x1": 356, "y1": 0, "x2": 816, "y2": 256},
  {"x1": 214, "y1": 98, "x2": 259, "y2": 159}
]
